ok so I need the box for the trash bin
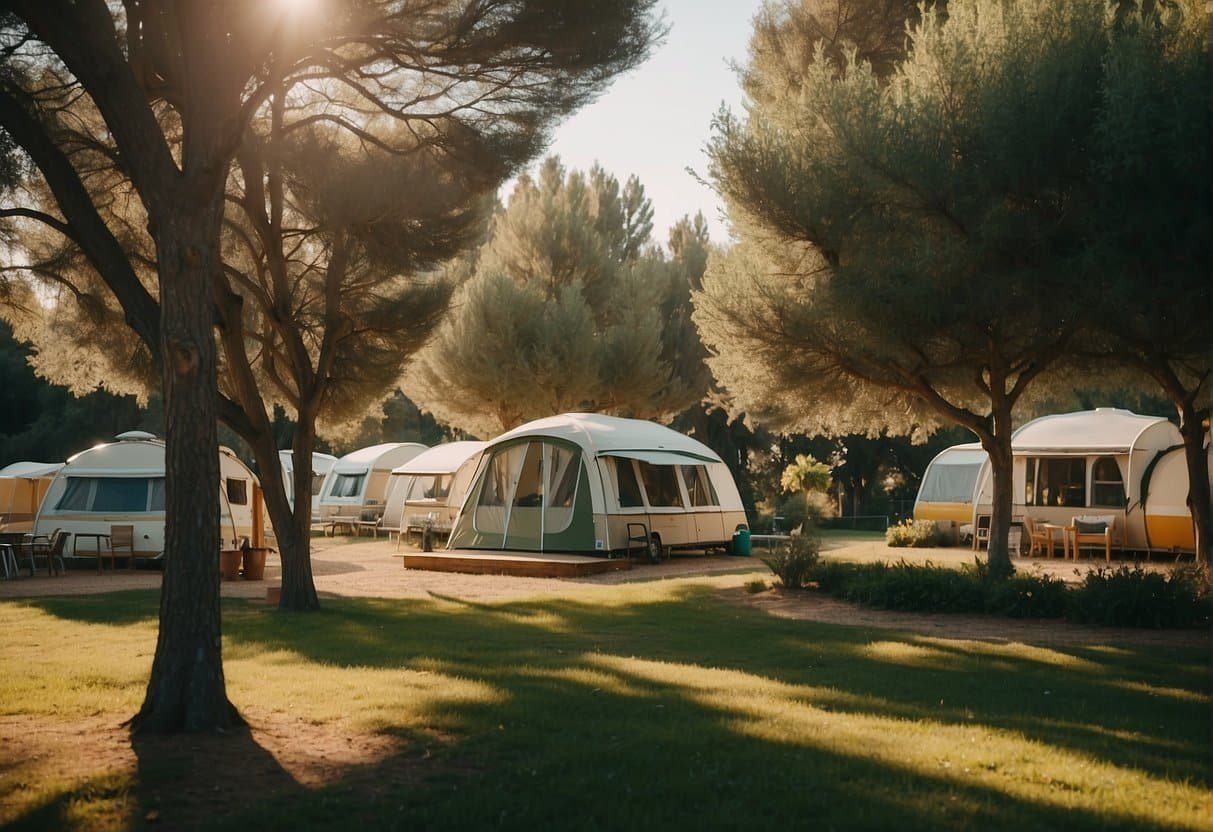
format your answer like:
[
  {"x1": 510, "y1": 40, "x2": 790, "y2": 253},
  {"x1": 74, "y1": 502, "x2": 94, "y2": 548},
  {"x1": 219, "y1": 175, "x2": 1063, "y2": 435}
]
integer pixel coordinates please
[{"x1": 732, "y1": 528, "x2": 752, "y2": 557}]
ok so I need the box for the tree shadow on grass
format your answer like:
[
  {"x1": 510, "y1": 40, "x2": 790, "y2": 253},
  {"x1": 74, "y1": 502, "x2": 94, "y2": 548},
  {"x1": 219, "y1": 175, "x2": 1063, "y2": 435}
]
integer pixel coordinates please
[{"x1": 18, "y1": 585, "x2": 1211, "y2": 829}]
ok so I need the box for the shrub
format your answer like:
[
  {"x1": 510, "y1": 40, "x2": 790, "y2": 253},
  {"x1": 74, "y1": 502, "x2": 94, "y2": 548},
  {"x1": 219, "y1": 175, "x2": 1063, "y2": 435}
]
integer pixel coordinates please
[
  {"x1": 761, "y1": 532, "x2": 821, "y2": 589},
  {"x1": 808, "y1": 559, "x2": 1067, "y2": 617},
  {"x1": 1067, "y1": 565, "x2": 1212, "y2": 629},
  {"x1": 744, "y1": 579, "x2": 768, "y2": 594},
  {"x1": 885, "y1": 518, "x2": 939, "y2": 548}
]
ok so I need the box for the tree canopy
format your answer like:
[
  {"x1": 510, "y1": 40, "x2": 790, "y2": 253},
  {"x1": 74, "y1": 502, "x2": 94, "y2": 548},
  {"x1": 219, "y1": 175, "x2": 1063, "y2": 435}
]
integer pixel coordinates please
[
  {"x1": 405, "y1": 158, "x2": 708, "y2": 437},
  {"x1": 695, "y1": 0, "x2": 1197, "y2": 577},
  {"x1": 0, "y1": 0, "x2": 664, "y2": 731}
]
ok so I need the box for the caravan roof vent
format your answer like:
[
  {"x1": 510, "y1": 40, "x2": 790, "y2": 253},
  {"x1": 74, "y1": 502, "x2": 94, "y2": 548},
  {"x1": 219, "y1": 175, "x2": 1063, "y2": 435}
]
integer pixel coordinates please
[{"x1": 115, "y1": 430, "x2": 158, "y2": 441}]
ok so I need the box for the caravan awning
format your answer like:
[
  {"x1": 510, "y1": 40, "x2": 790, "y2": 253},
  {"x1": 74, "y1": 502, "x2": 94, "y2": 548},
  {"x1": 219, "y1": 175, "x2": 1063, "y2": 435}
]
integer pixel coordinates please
[{"x1": 600, "y1": 450, "x2": 717, "y2": 466}]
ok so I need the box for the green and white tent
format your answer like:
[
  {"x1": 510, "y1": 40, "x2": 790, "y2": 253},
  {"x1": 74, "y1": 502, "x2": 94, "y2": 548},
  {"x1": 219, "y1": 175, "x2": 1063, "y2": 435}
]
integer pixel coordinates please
[{"x1": 447, "y1": 413, "x2": 746, "y2": 554}]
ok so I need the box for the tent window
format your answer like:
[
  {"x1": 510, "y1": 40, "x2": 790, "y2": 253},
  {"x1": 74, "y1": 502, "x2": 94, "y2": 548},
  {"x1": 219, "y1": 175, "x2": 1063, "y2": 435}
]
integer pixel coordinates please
[
  {"x1": 1091, "y1": 457, "x2": 1126, "y2": 507},
  {"x1": 479, "y1": 444, "x2": 524, "y2": 508},
  {"x1": 1029, "y1": 458, "x2": 1086, "y2": 507},
  {"x1": 638, "y1": 462, "x2": 684, "y2": 508},
  {"x1": 546, "y1": 446, "x2": 579, "y2": 509},
  {"x1": 614, "y1": 459, "x2": 644, "y2": 508},
  {"x1": 681, "y1": 465, "x2": 718, "y2": 507},
  {"x1": 330, "y1": 473, "x2": 365, "y2": 498},
  {"x1": 512, "y1": 442, "x2": 545, "y2": 508},
  {"x1": 226, "y1": 478, "x2": 248, "y2": 506}
]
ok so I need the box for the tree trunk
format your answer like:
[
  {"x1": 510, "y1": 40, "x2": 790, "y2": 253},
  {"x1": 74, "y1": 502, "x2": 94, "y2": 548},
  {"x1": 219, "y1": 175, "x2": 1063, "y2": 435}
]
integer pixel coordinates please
[
  {"x1": 1177, "y1": 401, "x2": 1211, "y2": 565},
  {"x1": 980, "y1": 424, "x2": 1015, "y2": 581},
  {"x1": 131, "y1": 190, "x2": 242, "y2": 733},
  {"x1": 283, "y1": 420, "x2": 321, "y2": 609}
]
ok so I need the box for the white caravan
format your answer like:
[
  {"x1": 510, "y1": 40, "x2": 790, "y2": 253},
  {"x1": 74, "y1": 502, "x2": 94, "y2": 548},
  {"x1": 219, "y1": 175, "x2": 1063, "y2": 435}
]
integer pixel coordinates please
[{"x1": 34, "y1": 431, "x2": 261, "y2": 559}]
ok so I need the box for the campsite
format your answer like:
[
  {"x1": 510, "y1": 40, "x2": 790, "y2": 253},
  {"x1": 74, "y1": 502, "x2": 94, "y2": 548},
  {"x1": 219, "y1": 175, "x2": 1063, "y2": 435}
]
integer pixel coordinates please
[
  {"x1": 1, "y1": 0, "x2": 1210, "y2": 830},
  {"x1": 1, "y1": 531, "x2": 1210, "y2": 830}
]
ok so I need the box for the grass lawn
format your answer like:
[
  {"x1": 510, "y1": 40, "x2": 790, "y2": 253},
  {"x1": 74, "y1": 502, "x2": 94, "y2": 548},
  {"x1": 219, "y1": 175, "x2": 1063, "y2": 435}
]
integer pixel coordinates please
[{"x1": 1, "y1": 580, "x2": 1209, "y2": 831}]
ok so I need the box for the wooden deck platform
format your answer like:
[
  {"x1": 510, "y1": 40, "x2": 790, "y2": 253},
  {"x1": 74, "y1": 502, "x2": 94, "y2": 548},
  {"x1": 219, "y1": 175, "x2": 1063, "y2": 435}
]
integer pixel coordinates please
[{"x1": 400, "y1": 549, "x2": 631, "y2": 578}]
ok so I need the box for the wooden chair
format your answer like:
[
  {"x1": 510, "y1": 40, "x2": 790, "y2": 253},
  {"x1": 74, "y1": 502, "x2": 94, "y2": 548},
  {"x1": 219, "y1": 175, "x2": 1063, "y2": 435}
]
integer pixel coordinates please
[
  {"x1": 26, "y1": 530, "x2": 69, "y2": 576},
  {"x1": 1069, "y1": 515, "x2": 1116, "y2": 562},
  {"x1": 110, "y1": 524, "x2": 136, "y2": 570},
  {"x1": 1022, "y1": 516, "x2": 1050, "y2": 558},
  {"x1": 972, "y1": 514, "x2": 992, "y2": 551}
]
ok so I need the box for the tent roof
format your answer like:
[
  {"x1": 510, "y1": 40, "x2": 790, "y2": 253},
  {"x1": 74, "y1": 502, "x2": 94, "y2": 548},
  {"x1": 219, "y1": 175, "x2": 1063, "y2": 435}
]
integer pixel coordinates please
[
  {"x1": 0, "y1": 461, "x2": 64, "y2": 479},
  {"x1": 1011, "y1": 408, "x2": 1173, "y2": 453},
  {"x1": 391, "y1": 441, "x2": 487, "y2": 475},
  {"x1": 332, "y1": 442, "x2": 427, "y2": 473},
  {"x1": 490, "y1": 413, "x2": 722, "y2": 463}
]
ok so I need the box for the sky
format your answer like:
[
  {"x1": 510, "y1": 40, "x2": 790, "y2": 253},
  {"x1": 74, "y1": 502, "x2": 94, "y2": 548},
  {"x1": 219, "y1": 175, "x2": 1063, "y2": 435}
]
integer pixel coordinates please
[{"x1": 524, "y1": 0, "x2": 767, "y2": 247}]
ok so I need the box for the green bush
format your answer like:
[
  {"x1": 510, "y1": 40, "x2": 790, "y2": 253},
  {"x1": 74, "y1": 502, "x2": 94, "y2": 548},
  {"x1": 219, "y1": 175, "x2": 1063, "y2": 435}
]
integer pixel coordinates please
[
  {"x1": 761, "y1": 532, "x2": 821, "y2": 589},
  {"x1": 744, "y1": 578, "x2": 768, "y2": 594},
  {"x1": 807, "y1": 559, "x2": 1068, "y2": 618},
  {"x1": 1066, "y1": 565, "x2": 1211, "y2": 629},
  {"x1": 885, "y1": 518, "x2": 939, "y2": 548}
]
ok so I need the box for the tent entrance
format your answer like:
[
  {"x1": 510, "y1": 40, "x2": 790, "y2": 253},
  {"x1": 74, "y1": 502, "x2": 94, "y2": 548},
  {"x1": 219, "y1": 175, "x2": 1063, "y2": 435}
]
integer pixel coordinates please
[{"x1": 463, "y1": 439, "x2": 591, "y2": 551}]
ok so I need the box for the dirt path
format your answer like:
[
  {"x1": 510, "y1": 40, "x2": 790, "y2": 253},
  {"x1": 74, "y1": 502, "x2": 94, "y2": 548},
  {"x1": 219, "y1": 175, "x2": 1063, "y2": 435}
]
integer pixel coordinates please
[{"x1": 2, "y1": 536, "x2": 1203, "y2": 647}]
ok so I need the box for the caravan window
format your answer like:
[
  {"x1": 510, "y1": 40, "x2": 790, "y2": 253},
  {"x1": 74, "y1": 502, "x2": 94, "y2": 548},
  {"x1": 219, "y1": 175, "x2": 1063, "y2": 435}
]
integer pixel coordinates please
[
  {"x1": 408, "y1": 475, "x2": 451, "y2": 502},
  {"x1": 638, "y1": 462, "x2": 684, "y2": 508},
  {"x1": 56, "y1": 476, "x2": 165, "y2": 512},
  {"x1": 1091, "y1": 457, "x2": 1126, "y2": 507},
  {"x1": 1027, "y1": 458, "x2": 1085, "y2": 507},
  {"x1": 310, "y1": 473, "x2": 327, "y2": 496},
  {"x1": 613, "y1": 459, "x2": 644, "y2": 508},
  {"x1": 680, "y1": 465, "x2": 719, "y2": 507},
  {"x1": 329, "y1": 473, "x2": 365, "y2": 498},
  {"x1": 226, "y1": 478, "x2": 248, "y2": 506}
]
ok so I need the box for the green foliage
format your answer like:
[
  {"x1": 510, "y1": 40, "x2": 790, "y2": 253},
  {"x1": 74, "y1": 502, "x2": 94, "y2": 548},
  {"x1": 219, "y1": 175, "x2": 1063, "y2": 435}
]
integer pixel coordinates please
[
  {"x1": 885, "y1": 518, "x2": 939, "y2": 548},
  {"x1": 405, "y1": 158, "x2": 709, "y2": 436},
  {"x1": 761, "y1": 531, "x2": 822, "y2": 588},
  {"x1": 1067, "y1": 565, "x2": 1212, "y2": 629},
  {"x1": 744, "y1": 578, "x2": 768, "y2": 594},
  {"x1": 780, "y1": 453, "x2": 832, "y2": 495},
  {"x1": 810, "y1": 559, "x2": 1210, "y2": 625},
  {"x1": 813, "y1": 560, "x2": 1067, "y2": 619}
]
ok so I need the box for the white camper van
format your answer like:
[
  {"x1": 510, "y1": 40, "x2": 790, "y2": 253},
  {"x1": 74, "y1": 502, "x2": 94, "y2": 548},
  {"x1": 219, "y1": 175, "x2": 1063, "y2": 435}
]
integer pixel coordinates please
[
  {"x1": 278, "y1": 450, "x2": 338, "y2": 515},
  {"x1": 316, "y1": 442, "x2": 427, "y2": 525},
  {"x1": 34, "y1": 431, "x2": 262, "y2": 560},
  {"x1": 381, "y1": 441, "x2": 487, "y2": 539}
]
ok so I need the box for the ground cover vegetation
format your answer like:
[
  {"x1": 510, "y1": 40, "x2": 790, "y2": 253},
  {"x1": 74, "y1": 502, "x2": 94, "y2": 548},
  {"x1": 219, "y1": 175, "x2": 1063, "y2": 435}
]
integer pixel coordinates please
[
  {"x1": 0, "y1": 580, "x2": 1209, "y2": 830},
  {"x1": 694, "y1": 0, "x2": 1212, "y2": 577},
  {"x1": 799, "y1": 559, "x2": 1211, "y2": 627},
  {"x1": 0, "y1": 0, "x2": 664, "y2": 731}
]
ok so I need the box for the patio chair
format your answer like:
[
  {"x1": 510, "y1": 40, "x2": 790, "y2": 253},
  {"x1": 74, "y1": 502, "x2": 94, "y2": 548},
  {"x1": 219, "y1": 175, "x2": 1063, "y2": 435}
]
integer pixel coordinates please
[
  {"x1": 1069, "y1": 515, "x2": 1116, "y2": 562},
  {"x1": 1022, "y1": 516, "x2": 1050, "y2": 558},
  {"x1": 110, "y1": 524, "x2": 136, "y2": 570},
  {"x1": 26, "y1": 529, "x2": 69, "y2": 576},
  {"x1": 972, "y1": 514, "x2": 991, "y2": 551}
]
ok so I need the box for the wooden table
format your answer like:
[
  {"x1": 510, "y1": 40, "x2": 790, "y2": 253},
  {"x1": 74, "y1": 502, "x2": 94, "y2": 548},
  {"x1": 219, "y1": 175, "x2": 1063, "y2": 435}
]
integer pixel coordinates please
[
  {"x1": 73, "y1": 532, "x2": 112, "y2": 572},
  {"x1": 1039, "y1": 523, "x2": 1070, "y2": 559}
]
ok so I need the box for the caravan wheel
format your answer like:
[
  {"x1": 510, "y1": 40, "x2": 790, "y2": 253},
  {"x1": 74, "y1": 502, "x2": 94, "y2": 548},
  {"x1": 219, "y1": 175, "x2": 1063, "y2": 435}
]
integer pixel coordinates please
[{"x1": 647, "y1": 534, "x2": 664, "y2": 564}]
